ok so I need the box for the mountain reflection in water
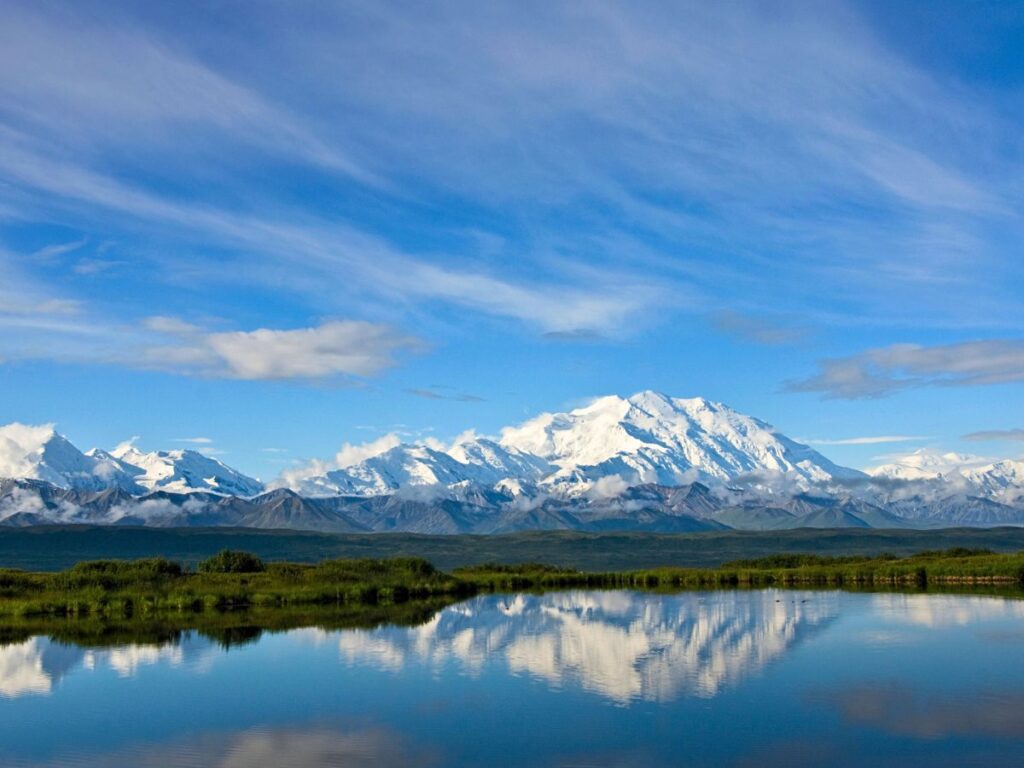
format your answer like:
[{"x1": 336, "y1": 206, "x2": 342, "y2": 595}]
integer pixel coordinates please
[
  {"x1": 0, "y1": 590, "x2": 839, "y2": 704},
  {"x1": 4, "y1": 590, "x2": 1024, "y2": 767},
  {"x1": 0, "y1": 632, "x2": 215, "y2": 699},
  {"x1": 330, "y1": 590, "x2": 840, "y2": 703}
]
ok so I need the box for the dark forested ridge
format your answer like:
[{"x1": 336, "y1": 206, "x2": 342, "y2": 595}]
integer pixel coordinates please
[{"x1": 5, "y1": 525, "x2": 1024, "y2": 572}]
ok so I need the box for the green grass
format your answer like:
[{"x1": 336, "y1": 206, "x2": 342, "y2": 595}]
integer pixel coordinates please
[
  {"x1": 453, "y1": 547, "x2": 1024, "y2": 591},
  {"x1": 0, "y1": 553, "x2": 468, "y2": 619},
  {"x1": 2, "y1": 548, "x2": 1024, "y2": 623},
  {"x1": 1, "y1": 548, "x2": 1022, "y2": 647}
]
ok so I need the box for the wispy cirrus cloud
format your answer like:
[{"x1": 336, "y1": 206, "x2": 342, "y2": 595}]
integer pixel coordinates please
[
  {"x1": 30, "y1": 237, "x2": 87, "y2": 262},
  {"x1": 2, "y1": 0, "x2": 1024, "y2": 409},
  {"x1": 3, "y1": 0, "x2": 1021, "y2": 344},
  {"x1": 405, "y1": 387, "x2": 485, "y2": 403},
  {"x1": 788, "y1": 340, "x2": 1024, "y2": 399},
  {"x1": 963, "y1": 429, "x2": 1024, "y2": 442},
  {"x1": 0, "y1": 124, "x2": 652, "y2": 336},
  {"x1": 711, "y1": 311, "x2": 810, "y2": 346},
  {"x1": 0, "y1": 5, "x2": 371, "y2": 181},
  {"x1": 802, "y1": 435, "x2": 928, "y2": 446}
]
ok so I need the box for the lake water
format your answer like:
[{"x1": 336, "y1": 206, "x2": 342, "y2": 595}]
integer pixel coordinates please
[{"x1": 2, "y1": 589, "x2": 1024, "y2": 767}]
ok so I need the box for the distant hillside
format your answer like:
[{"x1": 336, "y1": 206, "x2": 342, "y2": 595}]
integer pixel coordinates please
[{"x1": 4, "y1": 526, "x2": 1024, "y2": 572}]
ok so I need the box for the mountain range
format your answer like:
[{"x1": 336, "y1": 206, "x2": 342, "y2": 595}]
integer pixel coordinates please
[{"x1": 2, "y1": 391, "x2": 1022, "y2": 533}]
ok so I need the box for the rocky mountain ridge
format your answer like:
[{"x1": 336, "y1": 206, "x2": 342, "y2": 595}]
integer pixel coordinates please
[{"x1": 2, "y1": 392, "x2": 1022, "y2": 532}]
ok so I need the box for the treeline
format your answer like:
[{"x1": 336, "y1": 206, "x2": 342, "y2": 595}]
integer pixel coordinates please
[{"x1": 1, "y1": 547, "x2": 1024, "y2": 620}]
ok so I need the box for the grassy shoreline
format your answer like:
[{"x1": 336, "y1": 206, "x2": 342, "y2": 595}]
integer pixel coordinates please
[{"x1": 2, "y1": 548, "x2": 1024, "y2": 621}]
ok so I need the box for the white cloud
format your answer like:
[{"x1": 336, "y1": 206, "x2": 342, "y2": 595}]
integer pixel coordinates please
[
  {"x1": 0, "y1": 5, "x2": 370, "y2": 181},
  {"x1": 143, "y1": 316, "x2": 201, "y2": 335},
  {"x1": 0, "y1": 249, "x2": 83, "y2": 320},
  {"x1": 399, "y1": 261, "x2": 656, "y2": 334},
  {"x1": 112, "y1": 437, "x2": 140, "y2": 455},
  {"x1": 586, "y1": 474, "x2": 631, "y2": 499},
  {"x1": 4, "y1": 0, "x2": 1012, "y2": 344},
  {"x1": 405, "y1": 388, "x2": 485, "y2": 403},
  {"x1": 0, "y1": 298, "x2": 81, "y2": 317},
  {"x1": 142, "y1": 319, "x2": 420, "y2": 380},
  {"x1": 274, "y1": 432, "x2": 402, "y2": 489},
  {"x1": 789, "y1": 340, "x2": 1024, "y2": 399},
  {"x1": 273, "y1": 426, "x2": 476, "y2": 491},
  {"x1": 963, "y1": 429, "x2": 1024, "y2": 442},
  {"x1": 0, "y1": 131, "x2": 654, "y2": 335},
  {"x1": 73, "y1": 257, "x2": 123, "y2": 275},
  {"x1": 173, "y1": 436, "x2": 213, "y2": 444},
  {"x1": 31, "y1": 237, "x2": 88, "y2": 261},
  {"x1": 0, "y1": 422, "x2": 56, "y2": 480},
  {"x1": 711, "y1": 311, "x2": 809, "y2": 346},
  {"x1": 335, "y1": 433, "x2": 402, "y2": 468},
  {"x1": 1, "y1": 0, "x2": 1022, "y2": 383},
  {"x1": 803, "y1": 435, "x2": 928, "y2": 446}
]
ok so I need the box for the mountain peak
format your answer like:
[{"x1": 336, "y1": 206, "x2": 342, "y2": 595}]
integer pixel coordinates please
[
  {"x1": 0, "y1": 426, "x2": 264, "y2": 497},
  {"x1": 625, "y1": 391, "x2": 731, "y2": 420},
  {"x1": 495, "y1": 392, "x2": 855, "y2": 492},
  {"x1": 867, "y1": 448, "x2": 992, "y2": 479},
  {"x1": 0, "y1": 422, "x2": 136, "y2": 491},
  {"x1": 112, "y1": 446, "x2": 263, "y2": 496},
  {"x1": 626, "y1": 390, "x2": 709, "y2": 408},
  {"x1": 0, "y1": 395, "x2": 864, "y2": 502}
]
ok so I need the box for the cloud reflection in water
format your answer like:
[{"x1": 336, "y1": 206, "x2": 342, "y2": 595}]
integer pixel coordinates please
[{"x1": 332, "y1": 589, "x2": 839, "y2": 703}]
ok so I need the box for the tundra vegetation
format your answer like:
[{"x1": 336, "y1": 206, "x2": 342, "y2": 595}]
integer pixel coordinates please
[{"x1": 0, "y1": 548, "x2": 1023, "y2": 624}]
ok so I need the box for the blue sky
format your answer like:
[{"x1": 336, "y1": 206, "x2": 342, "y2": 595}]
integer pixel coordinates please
[{"x1": 2, "y1": 0, "x2": 1023, "y2": 480}]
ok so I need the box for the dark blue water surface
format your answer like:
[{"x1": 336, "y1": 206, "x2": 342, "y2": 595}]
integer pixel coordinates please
[{"x1": 2, "y1": 589, "x2": 1024, "y2": 767}]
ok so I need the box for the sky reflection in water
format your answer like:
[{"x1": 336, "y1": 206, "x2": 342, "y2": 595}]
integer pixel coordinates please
[{"x1": 2, "y1": 589, "x2": 1024, "y2": 767}]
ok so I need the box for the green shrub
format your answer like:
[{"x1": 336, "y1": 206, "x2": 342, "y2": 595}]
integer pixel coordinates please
[
  {"x1": 197, "y1": 550, "x2": 265, "y2": 574},
  {"x1": 69, "y1": 558, "x2": 182, "y2": 578}
]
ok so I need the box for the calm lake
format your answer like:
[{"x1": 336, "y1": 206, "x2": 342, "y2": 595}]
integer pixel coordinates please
[{"x1": 2, "y1": 589, "x2": 1024, "y2": 767}]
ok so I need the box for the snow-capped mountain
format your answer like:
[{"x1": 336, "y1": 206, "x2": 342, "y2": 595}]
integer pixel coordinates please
[
  {"x1": 0, "y1": 424, "x2": 262, "y2": 497},
  {"x1": 499, "y1": 391, "x2": 865, "y2": 493},
  {"x1": 0, "y1": 423, "x2": 141, "y2": 492},
  {"x1": 3, "y1": 393, "x2": 1024, "y2": 532},
  {"x1": 868, "y1": 449, "x2": 1024, "y2": 503},
  {"x1": 287, "y1": 391, "x2": 862, "y2": 498},
  {"x1": 289, "y1": 438, "x2": 551, "y2": 497},
  {"x1": 106, "y1": 443, "x2": 264, "y2": 497},
  {"x1": 867, "y1": 450, "x2": 989, "y2": 482}
]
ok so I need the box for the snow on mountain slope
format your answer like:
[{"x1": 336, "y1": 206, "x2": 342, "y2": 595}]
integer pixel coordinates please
[
  {"x1": 966, "y1": 460, "x2": 1024, "y2": 502},
  {"x1": 868, "y1": 449, "x2": 1024, "y2": 504},
  {"x1": 447, "y1": 437, "x2": 553, "y2": 479},
  {"x1": 0, "y1": 424, "x2": 141, "y2": 492},
  {"x1": 499, "y1": 391, "x2": 864, "y2": 493},
  {"x1": 866, "y1": 449, "x2": 988, "y2": 481},
  {"x1": 289, "y1": 438, "x2": 551, "y2": 497},
  {"x1": 283, "y1": 390, "x2": 864, "y2": 498},
  {"x1": 109, "y1": 443, "x2": 264, "y2": 497},
  {"x1": 0, "y1": 424, "x2": 263, "y2": 496},
  {"x1": 8, "y1": 395, "x2": 1022, "y2": 528}
]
